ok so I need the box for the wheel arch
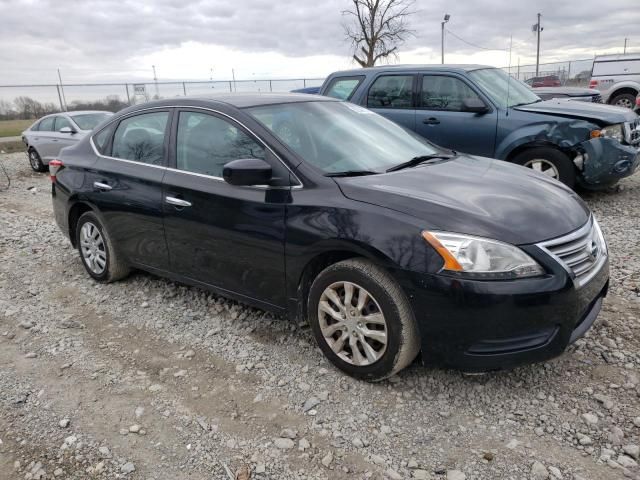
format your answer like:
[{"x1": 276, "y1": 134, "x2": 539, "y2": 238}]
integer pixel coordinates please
[
  {"x1": 607, "y1": 86, "x2": 639, "y2": 104},
  {"x1": 67, "y1": 200, "x2": 97, "y2": 248},
  {"x1": 505, "y1": 141, "x2": 573, "y2": 162}
]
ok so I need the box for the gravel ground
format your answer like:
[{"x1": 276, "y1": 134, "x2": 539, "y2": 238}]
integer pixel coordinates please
[{"x1": 0, "y1": 151, "x2": 639, "y2": 480}]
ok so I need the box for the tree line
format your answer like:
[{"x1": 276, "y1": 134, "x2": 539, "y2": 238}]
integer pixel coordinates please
[{"x1": 0, "y1": 95, "x2": 129, "y2": 120}]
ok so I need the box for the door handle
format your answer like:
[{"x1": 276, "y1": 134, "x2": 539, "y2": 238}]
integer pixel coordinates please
[
  {"x1": 422, "y1": 117, "x2": 440, "y2": 125},
  {"x1": 93, "y1": 181, "x2": 112, "y2": 191},
  {"x1": 165, "y1": 196, "x2": 192, "y2": 208}
]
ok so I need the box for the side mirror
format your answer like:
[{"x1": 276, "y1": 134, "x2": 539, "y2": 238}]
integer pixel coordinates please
[
  {"x1": 59, "y1": 126, "x2": 76, "y2": 134},
  {"x1": 223, "y1": 158, "x2": 272, "y2": 186},
  {"x1": 462, "y1": 98, "x2": 489, "y2": 114}
]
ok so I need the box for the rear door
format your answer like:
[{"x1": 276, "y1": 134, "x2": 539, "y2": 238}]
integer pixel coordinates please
[
  {"x1": 162, "y1": 108, "x2": 289, "y2": 307},
  {"x1": 361, "y1": 74, "x2": 417, "y2": 131},
  {"x1": 414, "y1": 74, "x2": 498, "y2": 156},
  {"x1": 86, "y1": 109, "x2": 171, "y2": 270}
]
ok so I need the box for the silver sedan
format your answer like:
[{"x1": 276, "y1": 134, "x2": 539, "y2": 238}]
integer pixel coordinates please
[{"x1": 22, "y1": 110, "x2": 113, "y2": 171}]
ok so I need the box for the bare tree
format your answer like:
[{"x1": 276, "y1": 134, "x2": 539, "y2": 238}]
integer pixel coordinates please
[{"x1": 343, "y1": 0, "x2": 414, "y2": 67}]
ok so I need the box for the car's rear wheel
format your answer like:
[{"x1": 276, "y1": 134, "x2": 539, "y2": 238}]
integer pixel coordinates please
[
  {"x1": 512, "y1": 147, "x2": 575, "y2": 188},
  {"x1": 28, "y1": 148, "x2": 46, "y2": 172},
  {"x1": 609, "y1": 92, "x2": 636, "y2": 109},
  {"x1": 307, "y1": 259, "x2": 420, "y2": 382},
  {"x1": 76, "y1": 211, "x2": 130, "y2": 283}
]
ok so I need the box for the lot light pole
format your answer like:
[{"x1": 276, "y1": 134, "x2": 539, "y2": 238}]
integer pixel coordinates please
[
  {"x1": 532, "y1": 13, "x2": 543, "y2": 76},
  {"x1": 441, "y1": 14, "x2": 450, "y2": 64}
]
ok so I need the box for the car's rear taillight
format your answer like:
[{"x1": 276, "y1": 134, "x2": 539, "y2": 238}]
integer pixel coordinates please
[
  {"x1": 589, "y1": 80, "x2": 598, "y2": 88},
  {"x1": 49, "y1": 159, "x2": 63, "y2": 183},
  {"x1": 636, "y1": 96, "x2": 640, "y2": 107}
]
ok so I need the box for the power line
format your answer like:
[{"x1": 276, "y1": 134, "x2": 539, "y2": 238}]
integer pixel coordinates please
[{"x1": 444, "y1": 28, "x2": 508, "y2": 52}]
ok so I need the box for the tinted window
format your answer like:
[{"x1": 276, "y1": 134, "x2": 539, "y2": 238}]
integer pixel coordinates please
[
  {"x1": 176, "y1": 111, "x2": 265, "y2": 178},
  {"x1": 112, "y1": 112, "x2": 168, "y2": 165},
  {"x1": 420, "y1": 75, "x2": 482, "y2": 111},
  {"x1": 72, "y1": 113, "x2": 111, "y2": 130},
  {"x1": 93, "y1": 123, "x2": 115, "y2": 155},
  {"x1": 38, "y1": 117, "x2": 55, "y2": 132},
  {"x1": 54, "y1": 116, "x2": 72, "y2": 131},
  {"x1": 324, "y1": 76, "x2": 363, "y2": 100},
  {"x1": 367, "y1": 75, "x2": 414, "y2": 109}
]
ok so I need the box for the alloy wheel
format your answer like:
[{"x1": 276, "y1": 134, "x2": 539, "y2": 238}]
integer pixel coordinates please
[
  {"x1": 29, "y1": 151, "x2": 40, "y2": 170},
  {"x1": 80, "y1": 222, "x2": 107, "y2": 275},
  {"x1": 615, "y1": 98, "x2": 633, "y2": 109},
  {"x1": 317, "y1": 281, "x2": 388, "y2": 366},
  {"x1": 523, "y1": 159, "x2": 560, "y2": 179}
]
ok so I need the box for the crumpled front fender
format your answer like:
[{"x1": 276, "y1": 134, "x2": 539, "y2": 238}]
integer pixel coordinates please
[{"x1": 577, "y1": 137, "x2": 640, "y2": 186}]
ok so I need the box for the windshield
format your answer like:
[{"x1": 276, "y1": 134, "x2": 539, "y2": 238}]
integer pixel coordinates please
[
  {"x1": 469, "y1": 68, "x2": 541, "y2": 109},
  {"x1": 71, "y1": 113, "x2": 111, "y2": 130},
  {"x1": 246, "y1": 101, "x2": 439, "y2": 174}
]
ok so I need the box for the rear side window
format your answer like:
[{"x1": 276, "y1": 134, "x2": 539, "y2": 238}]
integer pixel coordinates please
[
  {"x1": 324, "y1": 76, "x2": 363, "y2": 100},
  {"x1": 112, "y1": 112, "x2": 169, "y2": 165},
  {"x1": 420, "y1": 75, "x2": 482, "y2": 111},
  {"x1": 92, "y1": 123, "x2": 116, "y2": 155},
  {"x1": 367, "y1": 75, "x2": 414, "y2": 109},
  {"x1": 54, "y1": 116, "x2": 72, "y2": 131},
  {"x1": 176, "y1": 111, "x2": 265, "y2": 178},
  {"x1": 38, "y1": 117, "x2": 55, "y2": 132}
]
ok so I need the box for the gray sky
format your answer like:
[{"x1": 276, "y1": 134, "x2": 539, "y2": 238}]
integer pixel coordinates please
[{"x1": 0, "y1": 0, "x2": 638, "y2": 85}]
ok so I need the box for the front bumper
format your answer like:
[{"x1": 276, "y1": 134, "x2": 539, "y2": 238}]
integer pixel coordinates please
[
  {"x1": 576, "y1": 137, "x2": 640, "y2": 187},
  {"x1": 395, "y1": 251, "x2": 609, "y2": 373}
]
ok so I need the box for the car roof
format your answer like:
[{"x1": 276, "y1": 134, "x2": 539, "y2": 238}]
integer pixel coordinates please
[
  {"x1": 327, "y1": 64, "x2": 492, "y2": 76},
  {"x1": 127, "y1": 93, "x2": 338, "y2": 110}
]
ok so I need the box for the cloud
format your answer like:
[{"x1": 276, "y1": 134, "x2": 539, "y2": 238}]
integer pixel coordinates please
[{"x1": 0, "y1": 0, "x2": 638, "y2": 87}]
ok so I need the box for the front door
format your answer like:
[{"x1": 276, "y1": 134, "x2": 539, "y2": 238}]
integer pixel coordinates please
[
  {"x1": 162, "y1": 109, "x2": 289, "y2": 308},
  {"x1": 53, "y1": 116, "x2": 79, "y2": 154},
  {"x1": 414, "y1": 74, "x2": 498, "y2": 156}
]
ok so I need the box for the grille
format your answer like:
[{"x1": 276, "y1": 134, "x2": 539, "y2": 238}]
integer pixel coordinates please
[
  {"x1": 591, "y1": 94, "x2": 603, "y2": 103},
  {"x1": 537, "y1": 219, "x2": 606, "y2": 288},
  {"x1": 626, "y1": 117, "x2": 640, "y2": 145}
]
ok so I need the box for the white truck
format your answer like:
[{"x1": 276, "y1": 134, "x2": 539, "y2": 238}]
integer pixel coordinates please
[{"x1": 589, "y1": 54, "x2": 640, "y2": 109}]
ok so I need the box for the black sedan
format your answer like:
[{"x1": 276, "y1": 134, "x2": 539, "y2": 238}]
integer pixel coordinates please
[{"x1": 50, "y1": 94, "x2": 609, "y2": 381}]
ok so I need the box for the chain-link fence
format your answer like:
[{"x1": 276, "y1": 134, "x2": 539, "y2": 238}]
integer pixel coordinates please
[
  {"x1": 0, "y1": 78, "x2": 325, "y2": 119},
  {"x1": 502, "y1": 58, "x2": 595, "y2": 87}
]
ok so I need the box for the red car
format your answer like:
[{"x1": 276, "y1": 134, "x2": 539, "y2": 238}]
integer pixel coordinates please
[
  {"x1": 525, "y1": 75, "x2": 562, "y2": 88},
  {"x1": 635, "y1": 93, "x2": 640, "y2": 113}
]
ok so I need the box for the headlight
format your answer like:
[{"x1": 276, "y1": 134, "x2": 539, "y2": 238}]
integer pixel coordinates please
[
  {"x1": 592, "y1": 217, "x2": 608, "y2": 255},
  {"x1": 422, "y1": 231, "x2": 545, "y2": 279},
  {"x1": 600, "y1": 124, "x2": 625, "y2": 142}
]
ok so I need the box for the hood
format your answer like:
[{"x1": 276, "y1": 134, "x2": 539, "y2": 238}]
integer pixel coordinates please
[
  {"x1": 532, "y1": 87, "x2": 599, "y2": 97},
  {"x1": 515, "y1": 99, "x2": 637, "y2": 124},
  {"x1": 336, "y1": 155, "x2": 590, "y2": 245}
]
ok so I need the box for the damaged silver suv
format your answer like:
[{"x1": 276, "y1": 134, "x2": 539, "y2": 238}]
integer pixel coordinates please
[{"x1": 320, "y1": 65, "x2": 640, "y2": 189}]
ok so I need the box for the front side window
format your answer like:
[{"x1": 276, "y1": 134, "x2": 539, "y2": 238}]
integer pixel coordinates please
[
  {"x1": 38, "y1": 117, "x2": 55, "y2": 132},
  {"x1": 420, "y1": 75, "x2": 483, "y2": 112},
  {"x1": 324, "y1": 76, "x2": 363, "y2": 100},
  {"x1": 367, "y1": 75, "x2": 414, "y2": 109},
  {"x1": 112, "y1": 112, "x2": 169, "y2": 165},
  {"x1": 176, "y1": 111, "x2": 265, "y2": 177},
  {"x1": 54, "y1": 116, "x2": 72, "y2": 131},
  {"x1": 248, "y1": 101, "x2": 439, "y2": 174}
]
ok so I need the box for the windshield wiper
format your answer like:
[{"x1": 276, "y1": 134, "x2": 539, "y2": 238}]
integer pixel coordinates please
[
  {"x1": 325, "y1": 170, "x2": 380, "y2": 177},
  {"x1": 386, "y1": 153, "x2": 455, "y2": 173}
]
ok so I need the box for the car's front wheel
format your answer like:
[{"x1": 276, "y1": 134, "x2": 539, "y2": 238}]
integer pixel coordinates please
[
  {"x1": 28, "y1": 148, "x2": 46, "y2": 172},
  {"x1": 76, "y1": 211, "x2": 130, "y2": 283},
  {"x1": 512, "y1": 147, "x2": 576, "y2": 188},
  {"x1": 308, "y1": 259, "x2": 420, "y2": 381}
]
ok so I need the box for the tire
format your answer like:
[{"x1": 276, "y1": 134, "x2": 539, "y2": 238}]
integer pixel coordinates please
[
  {"x1": 307, "y1": 258, "x2": 420, "y2": 382},
  {"x1": 75, "y1": 211, "x2": 130, "y2": 283},
  {"x1": 28, "y1": 148, "x2": 46, "y2": 172},
  {"x1": 609, "y1": 92, "x2": 636, "y2": 109},
  {"x1": 512, "y1": 147, "x2": 576, "y2": 189}
]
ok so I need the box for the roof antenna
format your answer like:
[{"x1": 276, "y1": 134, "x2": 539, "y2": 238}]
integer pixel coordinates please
[{"x1": 506, "y1": 35, "x2": 513, "y2": 117}]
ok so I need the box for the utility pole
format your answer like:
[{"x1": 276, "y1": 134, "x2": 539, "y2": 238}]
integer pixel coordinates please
[
  {"x1": 441, "y1": 14, "x2": 450, "y2": 64},
  {"x1": 533, "y1": 13, "x2": 543, "y2": 76},
  {"x1": 624, "y1": 38, "x2": 628, "y2": 54},
  {"x1": 152, "y1": 65, "x2": 159, "y2": 98},
  {"x1": 57, "y1": 68, "x2": 67, "y2": 111}
]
